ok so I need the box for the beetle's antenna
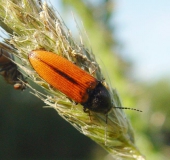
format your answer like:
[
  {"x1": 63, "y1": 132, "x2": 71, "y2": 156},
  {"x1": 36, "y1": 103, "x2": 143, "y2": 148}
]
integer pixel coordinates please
[{"x1": 113, "y1": 107, "x2": 142, "y2": 112}]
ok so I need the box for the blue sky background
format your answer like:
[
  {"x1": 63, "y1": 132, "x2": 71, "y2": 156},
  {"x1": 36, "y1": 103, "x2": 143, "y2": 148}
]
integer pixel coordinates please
[
  {"x1": 51, "y1": 0, "x2": 170, "y2": 82},
  {"x1": 113, "y1": 0, "x2": 170, "y2": 82}
]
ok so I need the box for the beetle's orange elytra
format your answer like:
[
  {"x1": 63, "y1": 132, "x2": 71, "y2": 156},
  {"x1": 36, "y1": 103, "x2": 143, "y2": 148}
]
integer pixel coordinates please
[{"x1": 29, "y1": 50, "x2": 98, "y2": 103}]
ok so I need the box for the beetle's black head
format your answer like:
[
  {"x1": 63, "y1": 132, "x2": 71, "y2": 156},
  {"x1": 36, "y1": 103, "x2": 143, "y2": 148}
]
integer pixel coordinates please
[{"x1": 82, "y1": 81, "x2": 112, "y2": 114}]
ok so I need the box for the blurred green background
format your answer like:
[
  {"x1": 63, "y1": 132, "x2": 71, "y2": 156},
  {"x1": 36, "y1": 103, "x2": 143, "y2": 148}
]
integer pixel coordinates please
[{"x1": 0, "y1": 0, "x2": 170, "y2": 159}]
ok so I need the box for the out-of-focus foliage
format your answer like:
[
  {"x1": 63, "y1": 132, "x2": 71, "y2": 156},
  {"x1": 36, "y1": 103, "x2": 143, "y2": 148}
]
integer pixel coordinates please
[
  {"x1": 142, "y1": 79, "x2": 170, "y2": 159},
  {"x1": 0, "y1": 78, "x2": 100, "y2": 159}
]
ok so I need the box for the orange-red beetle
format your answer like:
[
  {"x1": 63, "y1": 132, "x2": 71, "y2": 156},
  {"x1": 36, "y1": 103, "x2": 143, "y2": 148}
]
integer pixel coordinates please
[
  {"x1": 0, "y1": 48, "x2": 27, "y2": 90},
  {"x1": 29, "y1": 50, "x2": 112, "y2": 114}
]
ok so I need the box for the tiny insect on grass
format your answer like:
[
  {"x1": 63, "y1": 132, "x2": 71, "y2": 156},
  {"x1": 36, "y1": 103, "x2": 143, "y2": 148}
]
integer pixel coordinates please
[
  {"x1": 28, "y1": 50, "x2": 142, "y2": 115},
  {"x1": 0, "y1": 48, "x2": 27, "y2": 90}
]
